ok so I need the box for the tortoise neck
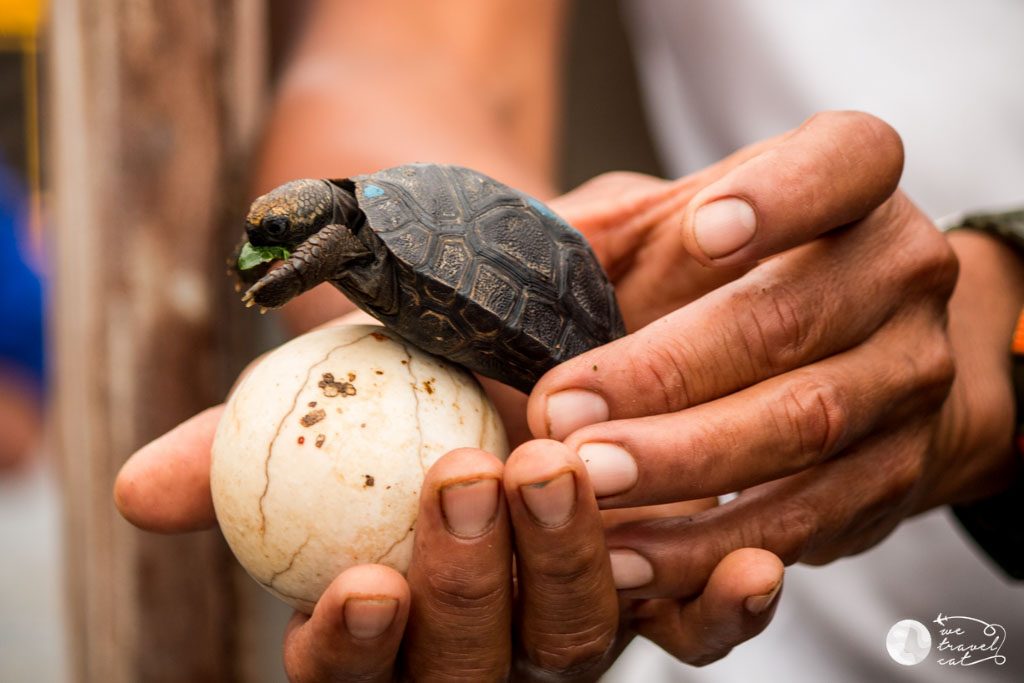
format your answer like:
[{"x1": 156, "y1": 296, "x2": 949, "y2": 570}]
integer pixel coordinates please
[{"x1": 324, "y1": 180, "x2": 364, "y2": 229}]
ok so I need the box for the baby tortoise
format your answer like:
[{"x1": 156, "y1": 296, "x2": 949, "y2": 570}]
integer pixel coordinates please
[{"x1": 238, "y1": 163, "x2": 625, "y2": 393}]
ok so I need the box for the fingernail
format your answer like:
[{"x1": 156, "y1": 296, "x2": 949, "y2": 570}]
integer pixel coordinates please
[
  {"x1": 344, "y1": 598, "x2": 398, "y2": 639},
  {"x1": 744, "y1": 580, "x2": 782, "y2": 615},
  {"x1": 610, "y1": 549, "x2": 654, "y2": 589},
  {"x1": 440, "y1": 478, "x2": 499, "y2": 538},
  {"x1": 693, "y1": 197, "x2": 757, "y2": 259},
  {"x1": 520, "y1": 472, "x2": 576, "y2": 527},
  {"x1": 578, "y1": 443, "x2": 638, "y2": 497},
  {"x1": 546, "y1": 389, "x2": 609, "y2": 440}
]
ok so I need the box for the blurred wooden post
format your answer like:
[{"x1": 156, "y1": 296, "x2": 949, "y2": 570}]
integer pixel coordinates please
[{"x1": 49, "y1": 1, "x2": 267, "y2": 680}]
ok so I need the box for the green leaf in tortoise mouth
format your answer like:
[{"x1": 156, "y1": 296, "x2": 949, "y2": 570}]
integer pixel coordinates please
[{"x1": 237, "y1": 242, "x2": 291, "y2": 270}]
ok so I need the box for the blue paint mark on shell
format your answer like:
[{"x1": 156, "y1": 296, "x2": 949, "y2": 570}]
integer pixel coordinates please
[
  {"x1": 528, "y1": 197, "x2": 580, "y2": 234},
  {"x1": 363, "y1": 184, "x2": 385, "y2": 199}
]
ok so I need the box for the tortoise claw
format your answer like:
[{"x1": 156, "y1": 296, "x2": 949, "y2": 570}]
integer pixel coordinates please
[{"x1": 240, "y1": 260, "x2": 304, "y2": 310}]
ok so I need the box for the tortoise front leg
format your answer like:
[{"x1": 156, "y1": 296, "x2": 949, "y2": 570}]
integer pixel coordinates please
[{"x1": 241, "y1": 223, "x2": 370, "y2": 310}]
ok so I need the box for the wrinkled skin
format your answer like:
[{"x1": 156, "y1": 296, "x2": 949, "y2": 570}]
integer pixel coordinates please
[{"x1": 116, "y1": 111, "x2": 1024, "y2": 680}]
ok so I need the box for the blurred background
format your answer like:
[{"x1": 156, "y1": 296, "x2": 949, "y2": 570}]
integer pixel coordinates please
[{"x1": 0, "y1": 0, "x2": 59, "y2": 680}]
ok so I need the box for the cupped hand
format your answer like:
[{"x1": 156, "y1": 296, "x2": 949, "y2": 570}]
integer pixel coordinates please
[
  {"x1": 115, "y1": 405, "x2": 783, "y2": 679},
  {"x1": 526, "y1": 112, "x2": 969, "y2": 624}
]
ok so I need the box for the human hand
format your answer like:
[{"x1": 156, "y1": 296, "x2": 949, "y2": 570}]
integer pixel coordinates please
[
  {"x1": 522, "y1": 113, "x2": 991, "y2": 647},
  {"x1": 115, "y1": 402, "x2": 783, "y2": 679}
]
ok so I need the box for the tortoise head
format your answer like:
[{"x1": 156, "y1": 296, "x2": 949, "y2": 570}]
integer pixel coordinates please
[{"x1": 245, "y1": 179, "x2": 337, "y2": 248}]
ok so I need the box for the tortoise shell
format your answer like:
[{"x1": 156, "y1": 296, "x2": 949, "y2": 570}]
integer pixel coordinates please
[{"x1": 348, "y1": 164, "x2": 625, "y2": 393}]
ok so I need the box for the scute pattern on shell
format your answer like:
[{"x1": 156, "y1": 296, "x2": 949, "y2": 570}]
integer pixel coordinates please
[{"x1": 350, "y1": 164, "x2": 625, "y2": 392}]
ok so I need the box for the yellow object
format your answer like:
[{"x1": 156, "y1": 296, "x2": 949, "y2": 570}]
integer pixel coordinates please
[
  {"x1": 0, "y1": 0, "x2": 44, "y2": 39},
  {"x1": 0, "y1": 0, "x2": 45, "y2": 243}
]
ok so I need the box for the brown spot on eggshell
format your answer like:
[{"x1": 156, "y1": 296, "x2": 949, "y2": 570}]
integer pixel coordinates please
[
  {"x1": 297, "y1": 436, "x2": 305, "y2": 445},
  {"x1": 308, "y1": 401, "x2": 317, "y2": 408},
  {"x1": 422, "y1": 378, "x2": 435, "y2": 394},
  {"x1": 315, "y1": 434, "x2": 325, "y2": 448},
  {"x1": 348, "y1": 372, "x2": 356, "y2": 381},
  {"x1": 300, "y1": 408, "x2": 326, "y2": 427},
  {"x1": 319, "y1": 372, "x2": 356, "y2": 397},
  {"x1": 218, "y1": 325, "x2": 510, "y2": 613},
  {"x1": 371, "y1": 332, "x2": 388, "y2": 341}
]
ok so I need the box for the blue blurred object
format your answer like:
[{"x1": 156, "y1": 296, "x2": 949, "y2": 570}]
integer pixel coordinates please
[{"x1": 0, "y1": 158, "x2": 44, "y2": 388}]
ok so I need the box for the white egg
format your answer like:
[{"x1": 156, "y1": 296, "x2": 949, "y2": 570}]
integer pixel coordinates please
[{"x1": 211, "y1": 324, "x2": 509, "y2": 613}]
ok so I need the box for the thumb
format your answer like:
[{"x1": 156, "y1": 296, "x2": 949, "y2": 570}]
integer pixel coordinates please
[
  {"x1": 114, "y1": 405, "x2": 223, "y2": 533},
  {"x1": 681, "y1": 110, "x2": 904, "y2": 266}
]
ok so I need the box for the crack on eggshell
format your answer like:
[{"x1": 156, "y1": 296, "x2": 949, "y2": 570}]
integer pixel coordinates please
[
  {"x1": 479, "y1": 385, "x2": 490, "y2": 450},
  {"x1": 398, "y1": 341, "x2": 427, "y2": 477},
  {"x1": 267, "y1": 534, "x2": 312, "y2": 586},
  {"x1": 439, "y1": 363, "x2": 482, "y2": 449},
  {"x1": 372, "y1": 521, "x2": 416, "y2": 565},
  {"x1": 257, "y1": 331, "x2": 379, "y2": 538},
  {"x1": 440, "y1": 362, "x2": 463, "y2": 418}
]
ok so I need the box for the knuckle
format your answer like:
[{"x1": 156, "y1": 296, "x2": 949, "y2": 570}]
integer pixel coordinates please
[
  {"x1": 518, "y1": 548, "x2": 619, "y2": 675},
  {"x1": 423, "y1": 562, "x2": 508, "y2": 612},
  {"x1": 525, "y1": 623, "x2": 618, "y2": 677},
  {"x1": 892, "y1": 450, "x2": 926, "y2": 498},
  {"x1": 732, "y1": 280, "x2": 808, "y2": 374},
  {"x1": 628, "y1": 335, "x2": 696, "y2": 411},
  {"x1": 730, "y1": 497, "x2": 818, "y2": 566},
  {"x1": 918, "y1": 229, "x2": 960, "y2": 297},
  {"x1": 772, "y1": 378, "x2": 848, "y2": 466},
  {"x1": 883, "y1": 196, "x2": 960, "y2": 297},
  {"x1": 918, "y1": 335, "x2": 956, "y2": 403},
  {"x1": 767, "y1": 499, "x2": 820, "y2": 562},
  {"x1": 527, "y1": 540, "x2": 605, "y2": 587},
  {"x1": 862, "y1": 446, "x2": 924, "y2": 521}
]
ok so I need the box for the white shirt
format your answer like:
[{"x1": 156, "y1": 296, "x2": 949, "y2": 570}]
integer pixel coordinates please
[{"x1": 608, "y1": 1, "x2": 1024, "y2": 680}]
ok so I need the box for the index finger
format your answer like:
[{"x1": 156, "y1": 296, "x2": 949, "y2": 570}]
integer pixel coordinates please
[{"x1": 114, "y1": 405, "x2": 222, "y2": 533}]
